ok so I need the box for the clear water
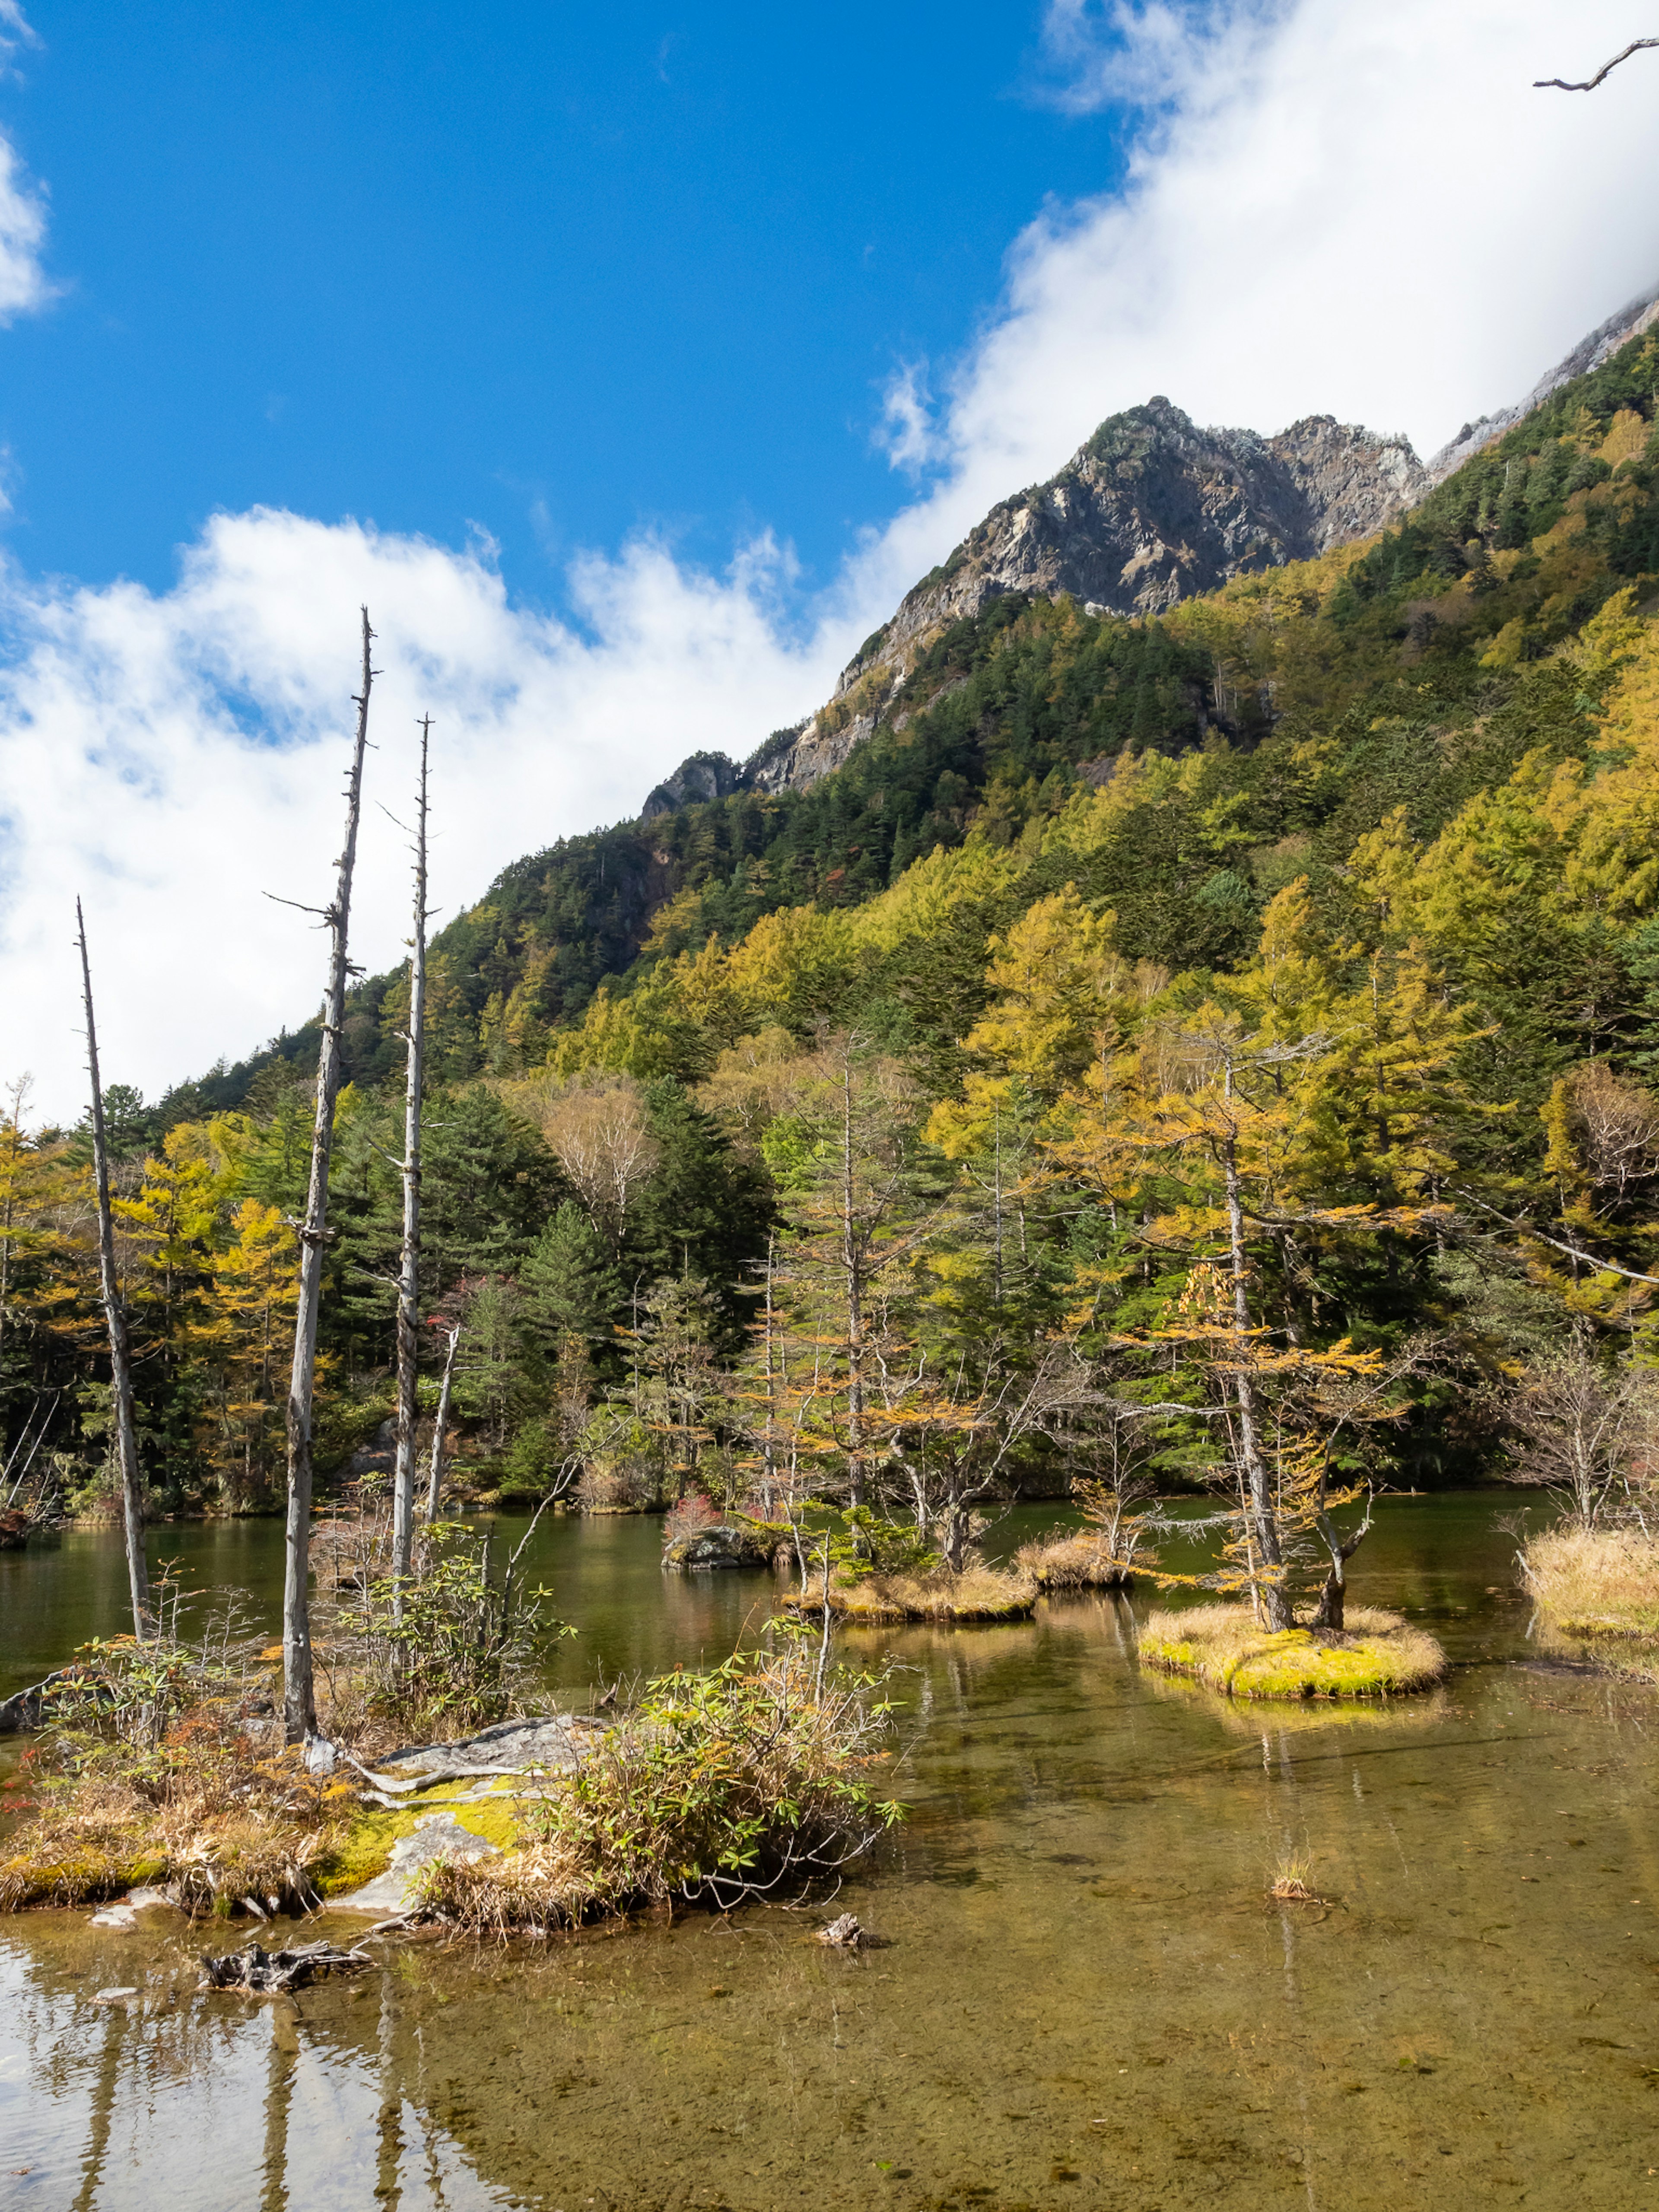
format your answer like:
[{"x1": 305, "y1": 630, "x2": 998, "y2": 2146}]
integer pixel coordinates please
[{"x1": 4, "y1": 1497, "x2": 1659, "y2": 2211}]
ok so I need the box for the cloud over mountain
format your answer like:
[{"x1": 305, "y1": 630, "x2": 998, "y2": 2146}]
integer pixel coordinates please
[{"x1": 5, "y1": 0, "x2": 1659, "y2": 1116}]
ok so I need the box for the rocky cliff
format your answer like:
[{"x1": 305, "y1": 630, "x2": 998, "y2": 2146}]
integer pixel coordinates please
[
  {"x1": 644, "y1": 282, "x2": 1659, "y2": 806},
  {"x1": 736, "y1": 398, "x2": 1426, "y2": 795}
]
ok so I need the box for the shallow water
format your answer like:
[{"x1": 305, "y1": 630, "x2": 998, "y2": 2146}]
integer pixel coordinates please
[{"x1": 5, "y1": 1497, "x2": 1659, "y2": 2210}]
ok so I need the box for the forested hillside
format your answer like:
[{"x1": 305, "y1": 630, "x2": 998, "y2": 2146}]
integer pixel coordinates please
[{"x1": 7, "y1": 324, "x2": 1659, "y2": 1529}]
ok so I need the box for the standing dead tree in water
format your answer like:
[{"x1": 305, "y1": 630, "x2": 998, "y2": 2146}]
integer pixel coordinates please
[
  {"x1": 75, "y1": 903, "x2": 149, "y2": 1639},
  {"x1": 391, "y1": 715, "x2": 433, "y2": 1592},
  {"x1": 280, "y1": 609, "x2": 374, "y2": 1743}
]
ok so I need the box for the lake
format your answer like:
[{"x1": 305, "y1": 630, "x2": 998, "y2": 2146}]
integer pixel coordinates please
[{"x1": 3, "y1": 1496, "x2": 1657, "y2": 2210}]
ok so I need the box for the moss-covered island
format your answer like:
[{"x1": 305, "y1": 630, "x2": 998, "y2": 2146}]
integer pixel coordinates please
[{"x1": 1136, "y1": 1603, "x2": 1446, "y2": 1700}]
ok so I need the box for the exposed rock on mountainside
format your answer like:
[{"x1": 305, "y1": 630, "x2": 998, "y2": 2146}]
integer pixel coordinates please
[
  {"x1": 641, "y1": 750, "x2": 742, "y2": 821},
  {"x1": 740, "y1": 398, "x2": 1427, "y2": 795},
  {"x1": 1427, "y1": 282, "x2": 1659, "y2": 483}
]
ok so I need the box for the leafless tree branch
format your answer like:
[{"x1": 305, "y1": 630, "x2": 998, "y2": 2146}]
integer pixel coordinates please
[{"x1": 1535, "y1": 38, "x2": 1659, "y2": 90}]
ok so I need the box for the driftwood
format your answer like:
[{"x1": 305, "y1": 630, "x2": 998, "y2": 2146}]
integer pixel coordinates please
[{"x1": 199, "y1": 1939, "x2": 371, "y2": 1994}]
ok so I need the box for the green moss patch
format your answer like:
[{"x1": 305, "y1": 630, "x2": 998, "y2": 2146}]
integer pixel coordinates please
[
  {"x1": 1137, "y1": 1604, "x2": 1446, "y2": 1700},
  {"x1": 314, "y1": 1783, "x2": 530, "y2": 1897}
]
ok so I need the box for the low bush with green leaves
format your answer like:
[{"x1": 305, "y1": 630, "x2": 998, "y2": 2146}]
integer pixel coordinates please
[{"x1": 416, "y1": 1635, "x2": 903, "y2": 1932}]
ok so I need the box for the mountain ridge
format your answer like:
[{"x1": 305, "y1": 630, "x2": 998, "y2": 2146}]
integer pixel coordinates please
[{"x1": 643, "y1": 282, "x2": 1659, "y2": 810}]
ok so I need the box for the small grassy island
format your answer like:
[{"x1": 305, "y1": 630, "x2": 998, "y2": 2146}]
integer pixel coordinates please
[
  {"x1": 1014, "y1": 1529, "x2": 1134, "y2": 1592},
  {"x1": 1524, "y1": 1527, "x2": 1659, "y2": 1682},
  {"x1": 1137, "y1": 1602, "x2": 1447, "y2": 1699},
  {"x1": 785, "y1": 1561, "x2": 1037, "y2": 1623}
]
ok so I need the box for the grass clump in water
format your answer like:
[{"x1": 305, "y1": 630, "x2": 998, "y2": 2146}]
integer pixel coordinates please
[
  {"x1": 1014, "y1": 1531, "x2": 1132, "y2": 1592},
  {"x1": 1524, "y1": 1527, "x2": 1659, "y2": 1679},
  {"x1": 416, "y1": 1640, "x2": 902, "y2": 1933},
  {"x1": 1137, "y1": 1602, "x2": 1445, "y2": 1699},
  {"x1": 784, "y1": 1564, "x2": 1036, "y2": 1623},
  {"x1": 1267, "y1": 1853, "x2": 1320, "y2": 1901}
]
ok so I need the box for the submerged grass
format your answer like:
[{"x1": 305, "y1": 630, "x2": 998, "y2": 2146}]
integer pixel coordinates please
[
  {"x1": 1137, "y1": 1603, "x2": 1446, "y2": 1700},
  {"x1": 783, "y1": 1565, "x2": 1036, "y2": 1624}
]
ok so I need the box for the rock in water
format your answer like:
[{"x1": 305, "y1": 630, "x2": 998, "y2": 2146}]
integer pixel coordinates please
[{"x1": 662, "y1": 1523, "x2": 774, "y2": 1570}]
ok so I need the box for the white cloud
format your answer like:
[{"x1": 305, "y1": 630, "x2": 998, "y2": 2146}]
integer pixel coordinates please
[
  {"x1": 0, "y1": 8, "x2": 53, "y2": 324},
  {"x1": 7, "y1": 0, "x2": 1659, "y2": 1117},
  {"x1": 0, "y1": 515, "x2": 850, "y2": 1121}
]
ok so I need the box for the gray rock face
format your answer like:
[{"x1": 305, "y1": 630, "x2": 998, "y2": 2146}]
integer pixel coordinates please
[
  {"x1": 642, "y1": 750, "x2": 742, "y2": 821},
  {"x1": 330, "y1": 1815, "x2": 502, "y2": 1916},
  {"x1": 742, "y1": 399, "x2": 1425, "y2": 795},
  {"x1": 1427, "y1": 283, "x2": 1659, "y2": 483},
  {"x1": 884, "y1": 399, "x2": 1426, "y2": 643}
]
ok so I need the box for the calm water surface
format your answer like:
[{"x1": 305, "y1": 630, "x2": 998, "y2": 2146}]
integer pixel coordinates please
[{"x1": 3, "y1": 1497, "x2": 1658, "y2": 2211}]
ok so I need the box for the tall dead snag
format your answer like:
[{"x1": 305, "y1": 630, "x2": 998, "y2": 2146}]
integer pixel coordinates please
[
  {"x1": 391, "y1": 715, "x2": 432, "y2": 1589},
  {"x1": 283, "y1": 608, "x2": 374, "y2": 1743},
  {"x1": 75, "y1": 901, "x2": 149, "y2": 1640}
]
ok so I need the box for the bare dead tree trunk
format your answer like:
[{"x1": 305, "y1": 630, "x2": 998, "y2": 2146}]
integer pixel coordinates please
[
  {"x1": 1309, "y1": 1486, "x2": 1373, "y2": 1633},
  {"x1": 840, "y1": 1059, "x2": 865, "y2": 1513},
  {"x1": 391, "y1": 715, "x2": 432, "y2": 1591},
  {"x1": 1219, "y1": 1084, "x2": 1291, "y2": 1631},
  {"x1": 283, "y1": 608, "x2": 374, "y2": 1743},
  {"x1": 76, "y1": 901, "x2": 149, "y2": 1640},
  {"x1": 425, "y1": 1321, "x2": 461, "y2": 1522}
]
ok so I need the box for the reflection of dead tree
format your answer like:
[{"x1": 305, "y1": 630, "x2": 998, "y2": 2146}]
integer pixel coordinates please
[
  {"x1": 259, "y1": 2000, "x2": 295, "y2": 2212},
  {"x1": 71, "y1": 2000, "x2": 127, "y2": 2212},
  {"x1": 1535, "y1": 39, "x2": 1659, "y2": 90}
]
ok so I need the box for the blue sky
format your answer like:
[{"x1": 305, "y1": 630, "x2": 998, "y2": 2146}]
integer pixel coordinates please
[
  {"x1": 3, "y1": 0, "x2": 1658, "y2": 1116},
  {"x1": 0, "y1": 1, "x2": 1131, "y2": 606}
]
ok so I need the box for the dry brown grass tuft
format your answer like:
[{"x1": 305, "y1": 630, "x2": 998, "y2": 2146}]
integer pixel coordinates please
[
  {"x1": 1525, "y1": 1526, "x2": 1659, "y2": 1644},
  {"x1": 785, "y1": 1564, "x2": 1037, "y2": 1623},
  {"x1": 1268, "y1": 1854, "x2": 1319, "y2": 1901},
  {"x1": 1137, "y1": 1602, "x2": 1446, "y2": 1699},
  {"x1": 0, "y1": 1729, "x2": 344, "y2": 1913},
  {"x1": 1014, "y1": 1531, "x2": 1132, "y2": 1592}
]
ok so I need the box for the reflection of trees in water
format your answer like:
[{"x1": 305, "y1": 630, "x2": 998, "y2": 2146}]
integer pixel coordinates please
[
  {"x1": 260, "y1": 2000, "x2": 295, "y2": 2212},
  {"x1": 70, "y1": 2000, "x2": 124, "y2": 2212}
]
